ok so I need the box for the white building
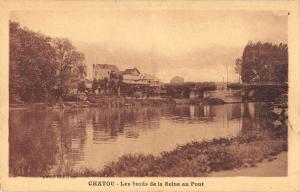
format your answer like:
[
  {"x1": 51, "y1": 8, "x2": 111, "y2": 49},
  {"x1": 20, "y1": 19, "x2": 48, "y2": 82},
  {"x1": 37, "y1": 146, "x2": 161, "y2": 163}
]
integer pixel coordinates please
[
  {"x1": 122, "y1": 68, "x2": 146, "y2": 85},
  {"x1": 122, "y1": 68, "x2": 160, "y2": 87},
  {"x1": 141, "y1": 74, "x2": 160, "y2": 87}
]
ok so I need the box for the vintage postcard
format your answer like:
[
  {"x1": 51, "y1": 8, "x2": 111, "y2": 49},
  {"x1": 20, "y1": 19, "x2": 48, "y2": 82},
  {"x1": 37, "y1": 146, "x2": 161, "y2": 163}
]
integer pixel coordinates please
[{"x1": 0, "y1": 0, "x2": 299, "y2": 191}]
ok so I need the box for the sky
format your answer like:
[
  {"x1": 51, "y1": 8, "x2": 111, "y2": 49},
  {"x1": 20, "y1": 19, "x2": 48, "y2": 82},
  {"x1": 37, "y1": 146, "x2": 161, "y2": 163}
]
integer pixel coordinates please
[{"x1": 10, "y1": 10, "x2": 288, "y2": 83}]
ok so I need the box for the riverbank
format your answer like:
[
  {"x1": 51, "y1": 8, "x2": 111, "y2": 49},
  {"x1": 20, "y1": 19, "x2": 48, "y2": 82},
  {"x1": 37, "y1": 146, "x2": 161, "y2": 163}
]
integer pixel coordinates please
[
  {"x1": 61, "y1": 127, "x2": 287, "y2": 177},
  {"x1": 9, "y1": 97, "x2": 173, "y2": 110},
  {"x1": 8, "y1": 97, "x2": 256, "y2": 110},
  {"x1": 209, "y1": 152, "x2": 287, "y2": 177}
]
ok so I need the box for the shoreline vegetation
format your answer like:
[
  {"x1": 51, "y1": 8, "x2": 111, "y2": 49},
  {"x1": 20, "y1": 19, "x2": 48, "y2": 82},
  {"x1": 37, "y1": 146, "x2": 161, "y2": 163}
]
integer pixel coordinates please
[
  {"x1": 9, "y1": 97, "x2": 278, "y2": 110},
  {"x1": 9, "y1": 98, "x2": 221, "y2": 110},
  {"x1": 55, "y1": 126, "x2": 287, "y2": 177}
]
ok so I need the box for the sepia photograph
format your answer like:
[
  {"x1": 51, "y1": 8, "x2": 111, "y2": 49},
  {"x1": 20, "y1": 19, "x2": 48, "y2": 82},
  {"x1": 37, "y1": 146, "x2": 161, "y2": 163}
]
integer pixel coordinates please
[
  {"x1": 1, "y1": 1, "x2": 299, "y2": 191},
  {"x1": 8, "y1": 9, "x2": 289, "y2": 178}
]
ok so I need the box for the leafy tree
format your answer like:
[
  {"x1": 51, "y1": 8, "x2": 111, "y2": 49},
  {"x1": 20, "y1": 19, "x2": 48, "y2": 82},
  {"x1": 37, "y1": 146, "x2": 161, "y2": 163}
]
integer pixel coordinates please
[
  {"x1": 9, "y1": 21, "x2": 87, "y2": 103},
  {"x1": 109, "y1": 72, "x2": 123, "y2": 95},
  {"x1": 240, "y1": 41, "x2": 288, "y2": 83},
  {"x1": 98, "y1": 77, "x2": 109, "y2": 93},
  {"x1": 77, "y1": 81, "x2": 86, "y2": 93},
  {"x1": 92, "y1": 78, "x2": 99, "y2": 92},
  {"x1": 52, "y1": 38, "x2": 86, "y2": 98},
  {"x1": 9, "y1": 21, "x2": 57, "y2": 103},
  {"x1": 108, "y1": 80, "x2": 116, "y2": 94}
]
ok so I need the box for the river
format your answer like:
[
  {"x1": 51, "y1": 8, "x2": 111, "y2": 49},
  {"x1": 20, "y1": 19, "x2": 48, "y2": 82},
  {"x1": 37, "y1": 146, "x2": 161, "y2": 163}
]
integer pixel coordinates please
[{"x1": 9, "y1": 102, "x2": 276, "y2": 176}]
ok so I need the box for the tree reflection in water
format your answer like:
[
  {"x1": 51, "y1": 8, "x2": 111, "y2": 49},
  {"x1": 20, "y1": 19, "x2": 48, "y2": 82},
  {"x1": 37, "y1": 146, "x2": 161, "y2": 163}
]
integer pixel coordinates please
[{"x1": 9, "y1": 102, "x2": 285, "y2": 176}]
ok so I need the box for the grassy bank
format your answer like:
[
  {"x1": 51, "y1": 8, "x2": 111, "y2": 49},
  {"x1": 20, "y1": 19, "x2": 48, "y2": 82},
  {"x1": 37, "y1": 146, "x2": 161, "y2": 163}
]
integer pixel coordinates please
[
  {"x1": 10, "y1": 98, "x2": 175, "y2": 109},
  {"x1": 62, "y1": 127, "x2": 287, "y2": 177}
]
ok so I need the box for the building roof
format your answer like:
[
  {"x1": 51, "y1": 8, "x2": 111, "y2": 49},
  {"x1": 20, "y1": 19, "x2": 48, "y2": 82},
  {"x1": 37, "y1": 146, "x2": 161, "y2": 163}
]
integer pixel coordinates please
[
  {"x1": 93, "y1": 64, "x2": 119, "y2": 71},
  {"x1": 123, "y1": 67, "x2": 140, "y2": 75}
]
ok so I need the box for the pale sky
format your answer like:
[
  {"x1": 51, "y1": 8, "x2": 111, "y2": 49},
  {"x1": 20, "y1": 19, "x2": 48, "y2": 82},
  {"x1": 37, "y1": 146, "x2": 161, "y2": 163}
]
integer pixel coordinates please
[{"x1": 10, "y1": 10, "x2": 288, "y2": 83}]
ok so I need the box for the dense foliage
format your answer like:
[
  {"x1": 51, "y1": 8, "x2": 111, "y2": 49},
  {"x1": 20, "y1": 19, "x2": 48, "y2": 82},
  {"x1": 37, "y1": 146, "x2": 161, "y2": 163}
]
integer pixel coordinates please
[
  {"x1": 236, "y1": 41, "x2": 288, "y2": 83},
  {"x1": 9, "y1": 21, "x2": 86, "y2": 103}
]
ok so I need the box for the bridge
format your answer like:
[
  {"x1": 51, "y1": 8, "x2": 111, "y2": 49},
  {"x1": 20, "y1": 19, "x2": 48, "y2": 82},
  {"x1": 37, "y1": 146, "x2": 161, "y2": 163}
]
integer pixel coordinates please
[
  {"x1": 227, "y1": 82, "x2": 288, "y2": 89},
  {"x1": 227, "y1": 82, "x2": 288, "y2": 102}
]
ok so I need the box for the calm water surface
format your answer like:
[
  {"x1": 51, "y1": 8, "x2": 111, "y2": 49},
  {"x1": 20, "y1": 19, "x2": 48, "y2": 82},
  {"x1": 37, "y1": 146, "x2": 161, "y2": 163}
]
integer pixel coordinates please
[{"x1": 9, "y1": 102, "x2": 274, "y2": 176}]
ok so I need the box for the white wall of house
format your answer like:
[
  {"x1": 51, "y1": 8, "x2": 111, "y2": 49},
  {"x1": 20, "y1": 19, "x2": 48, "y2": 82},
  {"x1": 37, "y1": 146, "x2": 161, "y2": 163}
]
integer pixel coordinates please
[
  {"x1": 123, "y1": 73, "x2": 161, "y2": 86},
  {"x1": 123, "y1": 74, "x2": 147, "y2": 84}
]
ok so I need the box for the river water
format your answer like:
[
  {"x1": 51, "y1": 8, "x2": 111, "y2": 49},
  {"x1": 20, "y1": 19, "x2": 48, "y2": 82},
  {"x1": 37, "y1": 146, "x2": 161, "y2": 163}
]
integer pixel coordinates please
[{"x1": 9, "y1": 102, "x2": 275, "y2": 176}]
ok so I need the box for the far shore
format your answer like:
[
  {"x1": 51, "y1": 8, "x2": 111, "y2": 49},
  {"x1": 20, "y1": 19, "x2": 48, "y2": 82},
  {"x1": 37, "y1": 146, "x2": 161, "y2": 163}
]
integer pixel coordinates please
[{"x1": 9, "y1": 97, "x2": 279, "y2": 110}]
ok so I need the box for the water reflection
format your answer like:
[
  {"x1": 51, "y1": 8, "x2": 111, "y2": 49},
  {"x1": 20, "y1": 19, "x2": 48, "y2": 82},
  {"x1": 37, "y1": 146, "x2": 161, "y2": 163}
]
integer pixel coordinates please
[{"x1": 9, "y1": 102, "x2": 277, "y2": 176}]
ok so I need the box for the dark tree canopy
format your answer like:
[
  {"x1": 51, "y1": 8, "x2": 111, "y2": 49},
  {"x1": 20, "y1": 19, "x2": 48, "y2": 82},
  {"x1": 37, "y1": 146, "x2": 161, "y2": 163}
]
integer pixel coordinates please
[
  {"x1": 9, "y1": 21, "x2": 87, "y2": 103},
  {"x1": 52, "y1": 38, "x2": 86, "y2": 97},
  {"x1": 239, "y1": 41, "x2": 288, "y2": 83},
  {"x1": 9, "y1": 21, "x2": 57, "y2": 102}
]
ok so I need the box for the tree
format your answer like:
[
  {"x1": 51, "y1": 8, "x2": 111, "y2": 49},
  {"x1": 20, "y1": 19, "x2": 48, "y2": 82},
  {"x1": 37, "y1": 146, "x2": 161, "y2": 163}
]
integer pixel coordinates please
[
  {"x1": 9, "y1": 21, "x2": 57, "y2": 103},
  {"x1": 109, "y1": 72, "x2": 123, "y2": 95},
  {"x1": 98, "y1": 77, "x2": 109, "y2": 93},
  {"x1": 108, "y1": 80, "x2": 116, "y2": 94},
  {"x1": 77, "y1": 81, "x2": 86, "y2": 93},
  {"x1": 92, "y1": 78, "x2": 99, "y2": 92},
  {"x1": 52, "y1": 38, "x2": 86, "y2": 98},
  {"x1": 239, "y1": 41, "x2": 288, "y2": 83},
  {"x1": 9, "y1": 21, "x2": 87, "y2": 103}
]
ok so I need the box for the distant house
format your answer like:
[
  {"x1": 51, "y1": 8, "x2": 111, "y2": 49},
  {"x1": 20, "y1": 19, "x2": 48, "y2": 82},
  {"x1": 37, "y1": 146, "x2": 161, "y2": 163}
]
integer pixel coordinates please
[
  {"x1": 170, "y1": 76, "x2": 184, "y2": 84},
  {"x1": 142, "y1": 74, "x2": 160, "y2": 88},
  {"x1": 122, "y1": 68, "x2": 147, "y2": 85},
  {"x1": 124, "y1": 68, "x2": 140, "y2": 75},
  {"x1": 93, "y1": 64, "x2": 119, "y2": 80}
]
